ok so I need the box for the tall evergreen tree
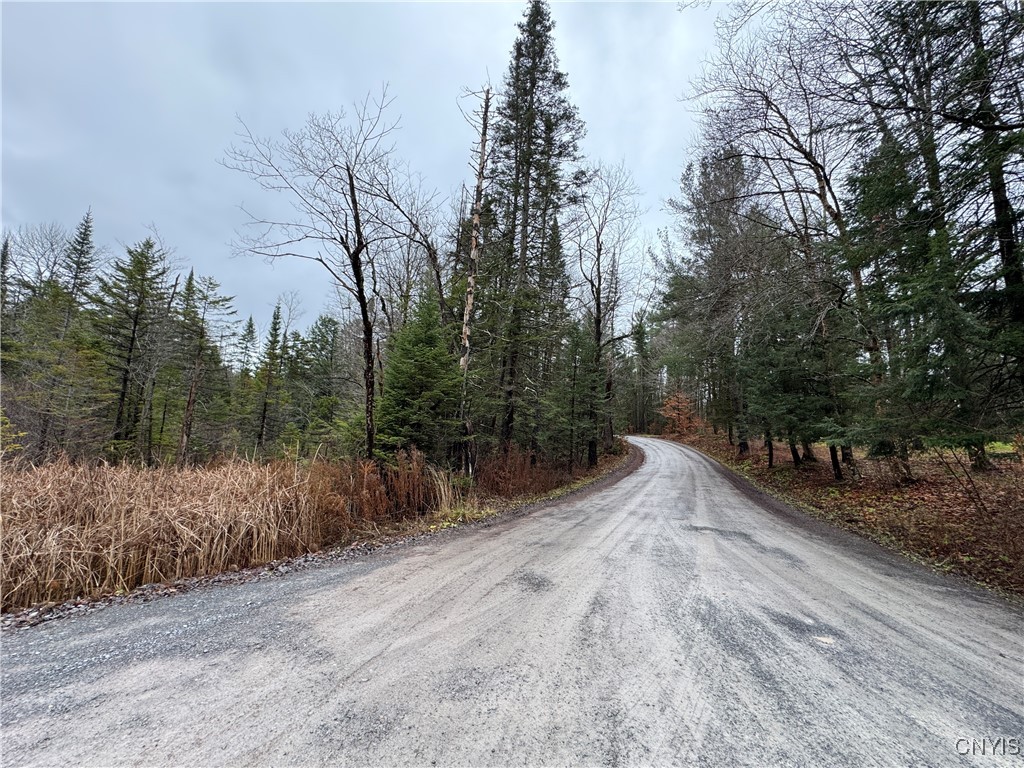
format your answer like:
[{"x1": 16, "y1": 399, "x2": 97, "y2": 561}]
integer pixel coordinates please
[
  {"x1": 89, "y1": 237, "x2": 171, "y2": 457},
  {"x1": 484, "y1": 0, "x2": 585, "y2": 454},
  {"x1": 377, "y1": 289, "x2": 460, "y2": 462},
  {"x1": 1, "y1": 235, "x2": 12, "y2": 335},
  {"x1": 253, "y1": 303, "x2": 284, "y2": 451},
  {"x1": 0, "y1": 213, "x2": 107, "y2": 458},
  {"x1": 174, "y1": 271, "x2": 236, "y2": 465}
]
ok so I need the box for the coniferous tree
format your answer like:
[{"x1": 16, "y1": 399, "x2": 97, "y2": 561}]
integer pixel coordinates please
[
  {"x1": 0, "y1": 213, "x2": 107, "y2": 458},
  {"x1": 253, "y1": 303, "x2": 284, "y2": 451},
  {"x1": 377, "y1": 288, "x2": 460, "y2": 462},
  {"x1": 175, "y1": 271, "x2": 236, "y2": 465},
  {"x1": 483, "y1": 0, "x2": 585, "y2": 455},
  {"x1": 0, "y1": 235, "x2": 10, "y2": 324},
  {"x1": 89, "y1": 238, "x2": 171, "y2": 458}
]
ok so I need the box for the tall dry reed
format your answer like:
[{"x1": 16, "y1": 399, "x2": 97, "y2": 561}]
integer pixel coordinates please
[{"x1": 1, "y1": 450, "x2": 454, "y2": 612}]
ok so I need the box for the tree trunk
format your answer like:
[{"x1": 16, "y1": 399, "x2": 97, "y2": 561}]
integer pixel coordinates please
[
  {"x1": 737, "y1": 416, "x2": 749, "y2": 458},
  {"x1": 802, "y1": 441, "x2": 818, "y2": 462},
  {"x1": 359, "y1": 305, "x2": 375, "y2": 459},
  {"x1": 177, "y1": 354, "x2": 202, "y2": 467},
  {"x1": 968, "y1": 3, "x2": 1023, "y2": 324},
  {"x1": 459, "y1": 88, "x2": 490, "y2": 475},
  {"x1": 114, "y1": 311, "x2": 141, "y2": 442},
  {"x1": 765, "y1": 430, "x2": 774, "y2": 468},
  {"x1": 829, "y1": 444, "x2": 844, "y2": 482},
  {"x1": 602, "y1": 370, "x2": 615, "y2": 452},
  {"x1": 568, "y1": 350, "x2": 578, "y2": 474},
  {"x1": 345, "y1": 166, "x2": 376, "y2": 460},
  {"x1": 969, "y1": 442, "x2": 993, "y2": 472},
  {"x1": 789, "y1": 437, "x2": 802, "y2": 467}
]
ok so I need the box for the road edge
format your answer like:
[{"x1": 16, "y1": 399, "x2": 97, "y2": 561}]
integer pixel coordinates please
[{"x1": 669, "y1": 438, "x2": 1024, "y2": 607}]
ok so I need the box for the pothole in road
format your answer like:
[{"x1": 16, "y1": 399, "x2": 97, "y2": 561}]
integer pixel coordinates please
[
  {"x1": 507, "y1": 569, "x2": 555, "y2": 593},
  {"x1": 761, "y1": 607, "x2": 845, "y2": 647}
]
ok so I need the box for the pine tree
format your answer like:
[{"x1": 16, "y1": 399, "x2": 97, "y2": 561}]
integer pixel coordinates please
[
  {"x1": 0, "y1": 214, "x2": 109, "y2": 458},
  {"x1": 60, "y1": 210, "x2": 98, "y2": 318},
  {"x1": 1, "y1": 235, "x2": 11, "y2": 333},
  {"x1": 236, "y1": 316, "x2": 258, "y2": 377},
  {"x1": 301, "y1": 314, "x2": 344, "y2": 444},
  {"x1": 253, "y1": 304, "x2": 284, "y2": 451},
  {"x1": 174, "y1": 271, "x2": 235, "y2": 465},
  {"x1": 89, "y1": 238, "x2": 171, "y2": 457}
]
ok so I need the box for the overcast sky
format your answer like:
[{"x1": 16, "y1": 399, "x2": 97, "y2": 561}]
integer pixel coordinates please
[{"x1": 2, "y1": 1, "x2": 720, "y2": 331}]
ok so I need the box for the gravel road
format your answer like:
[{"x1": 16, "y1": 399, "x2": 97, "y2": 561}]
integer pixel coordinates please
[{"x1": 2, "y1": 437, "x2": 1022, "y2": 767}]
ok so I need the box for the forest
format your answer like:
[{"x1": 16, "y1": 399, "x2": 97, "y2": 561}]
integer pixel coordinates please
[
  {"x1": 661, "y1": 0, "x2": 1023, "y2": 481},
  {"x1": 1, "y1": 2, "x2": 653, "y2": 475},
  {"x1": 2, "y1": 0, "x2": 1022, "y2": 608}
]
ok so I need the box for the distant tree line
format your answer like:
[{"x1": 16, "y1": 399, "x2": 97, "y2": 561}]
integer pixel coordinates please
[
  {"x1": 656, "y1": 0, "x2": 1023, "y2": 479},
  {"x1": 1, "y1": 0, "x2": 662, "y2": 470}
]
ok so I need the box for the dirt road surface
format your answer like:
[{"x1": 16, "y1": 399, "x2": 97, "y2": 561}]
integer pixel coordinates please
[{"x1": 3, "y1": 437, "x2": 1022, "y2": 766}]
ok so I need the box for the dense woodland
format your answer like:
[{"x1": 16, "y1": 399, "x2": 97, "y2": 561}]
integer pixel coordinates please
[
  {"x1": 2, "y1": 0, "x2": 1022, "y2": 485},
  {"x1": 660, "y1": 0, "x2": 1023, "y2": 480}
]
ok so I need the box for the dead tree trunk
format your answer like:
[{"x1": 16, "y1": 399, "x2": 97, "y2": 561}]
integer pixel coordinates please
[
  {"x1": 459, "y1": 88, "x2": 490, "y2": 474},
  {"x1": 345, "y1": 165, "x2": 376, "y2": 460}
]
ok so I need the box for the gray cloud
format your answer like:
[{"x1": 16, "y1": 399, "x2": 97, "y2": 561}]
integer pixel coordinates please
[{"x1": 2, "y1": 1, "x2": 717, "y2": 331}]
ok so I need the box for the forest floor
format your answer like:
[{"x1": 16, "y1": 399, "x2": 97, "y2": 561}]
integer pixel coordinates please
[{"x1": 664, "y1": 431, "x2": 1024, "y2": 597}]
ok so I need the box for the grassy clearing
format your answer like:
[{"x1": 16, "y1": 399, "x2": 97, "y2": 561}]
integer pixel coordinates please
[
  {"x1": 668, "y1": 430, "x2": 1024, "y2": 595},
  {"x1": 1, "y1": 445, "x2": 626, "y2": 613}
]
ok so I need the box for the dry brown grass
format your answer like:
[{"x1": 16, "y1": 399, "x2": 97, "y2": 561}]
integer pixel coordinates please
[
  {"x1": 1, "y1": 451, "x2": 459, "y2": 612},
  {"x1": 475, "y1": 445, "x2": 567, "y2": 498}
]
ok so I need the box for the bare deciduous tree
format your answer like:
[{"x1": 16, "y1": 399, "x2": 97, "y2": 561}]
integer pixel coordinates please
[
  {"x1": 224, "y1": 87, "x2": 437, "y2": 459},
  {"x1": 570, "y1": 161, "x2": 640, "y2": 464}
]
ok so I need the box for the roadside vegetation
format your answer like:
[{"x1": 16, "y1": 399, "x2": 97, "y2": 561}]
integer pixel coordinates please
[
  {"x1": 650, "y1": 1, "x2": 1022, "y2": 594},
  {"x1": 0, "y1": 1, "x2": 643, "y2": 614},
  {"x1": 1, "y1": 445, "x2": 631, "y2": 613},
  {"x1": 660, "y1": 399, "x2": 1024, "y2": 595},
  {"x1": 3, "y1": 0, "x2": 1021, "y2": 613}
]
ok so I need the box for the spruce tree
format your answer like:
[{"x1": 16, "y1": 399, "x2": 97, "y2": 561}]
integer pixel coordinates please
[
  {"x1": 236, "y1": 316, "x2": 258, "y2": 377},
  {"x1": 61, "y1": 210, "x2": 98, "y2": 317},
  {"x1": 89, "y1": 238, "x2": 171, "y2": 455},
  {"x1": 485, "y1": 0, "x2": 585, "y2": 454},
  {"x1": 377, "y1": 289, "x2": 460, "y2": 462},
  {"x1": 174, "y1": 271, "x2": 235, "y2": 465},
  {"x1": 253, "y1": 304, "x2": 284, "y2": 451}
]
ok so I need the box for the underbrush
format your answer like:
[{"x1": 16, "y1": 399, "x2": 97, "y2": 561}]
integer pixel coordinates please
[
  {"x1": 668, "y1": 430, "x2": 1024, "y2": 595},
  {"x1": 475, "y1": 444, "x2": 568, "y2": 497},
  {"x1": 0, "y1": 446, "x2": 606, "y2": 613}
]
